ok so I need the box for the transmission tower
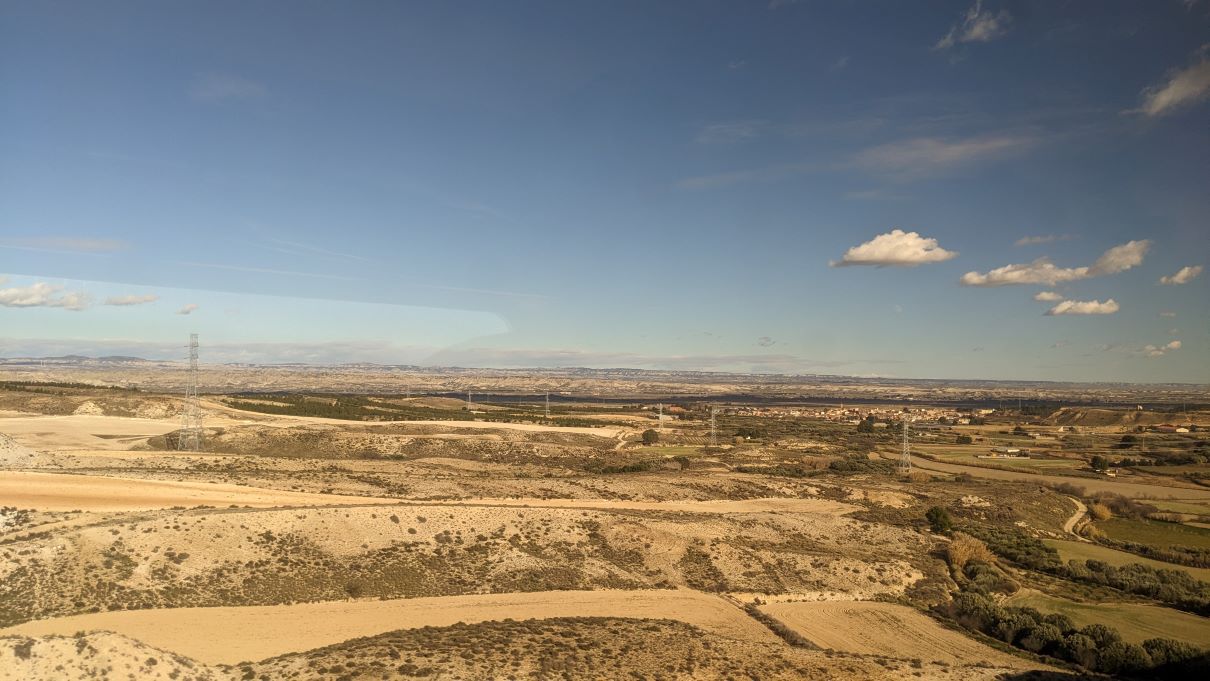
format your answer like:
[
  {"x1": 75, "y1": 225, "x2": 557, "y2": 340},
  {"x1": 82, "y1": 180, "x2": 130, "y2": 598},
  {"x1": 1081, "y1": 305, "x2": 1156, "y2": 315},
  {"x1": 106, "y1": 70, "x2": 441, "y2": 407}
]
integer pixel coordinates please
[
  {"x1": 709, "y1": 405, "x2": 717, "y2": 447},
  {"x1": 467, "y1": 391, "x2": 473, "y2": 411},
  {"x1": 545, "y1": 392, "x2": 550, "y2": 419},
  {"x1": 899, "y1": 419, "x2": 911, "y2": 474},
  {"x1": 178, "y1": 333, "x2": 203, "y2": 452},
  {"x1": 657, "y1": 403, "x2": 663, "y2": 430}
]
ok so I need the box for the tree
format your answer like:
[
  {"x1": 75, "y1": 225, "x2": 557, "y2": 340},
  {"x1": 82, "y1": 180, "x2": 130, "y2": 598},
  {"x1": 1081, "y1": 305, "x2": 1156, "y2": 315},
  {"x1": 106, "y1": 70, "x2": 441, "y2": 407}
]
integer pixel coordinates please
[
  {"x1": 641, "y1": 429, "x2": 659, "y2": 445},
  {"x1": 926, "y1": 506, "x2": 953, "y2": 534},
  {"x1": 956, "y1": 434, "x2": 973, "y2": 445},
  {"x1": 1090, "y1": 455, "x2": 1109, "y2": 472},
  {"x1": 856, "y1": 419, "x2": 875, "y2": 433}
]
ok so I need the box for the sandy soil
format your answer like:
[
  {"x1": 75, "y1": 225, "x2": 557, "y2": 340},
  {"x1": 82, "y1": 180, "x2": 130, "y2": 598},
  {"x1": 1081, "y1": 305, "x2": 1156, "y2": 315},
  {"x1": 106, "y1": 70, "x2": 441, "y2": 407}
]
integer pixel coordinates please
[
  {"x1": 758, "y1": 601, "x2": 1039, "y2": 669},
  {"x1": 0, "y1": 414, "x2": 181, "y2": 452},
  {"x1": 0, "y1": 471, "x2": 397, "y2": 511},
  {"x1": 2, "y1": 589, "x2": 779, "y2": 665}
]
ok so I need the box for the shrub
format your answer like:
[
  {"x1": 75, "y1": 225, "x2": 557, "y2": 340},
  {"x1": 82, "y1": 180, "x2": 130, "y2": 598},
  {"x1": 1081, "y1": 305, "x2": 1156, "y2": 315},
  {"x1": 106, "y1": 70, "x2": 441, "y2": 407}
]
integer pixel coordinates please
[
  {"x1": 641, "y1": 429, "x2": 659, "y2": 445},
  {"x1": 1088, "y1": 502, "x2": 1112, "y2": 521},
  {"x1": 946, "y1": 532, "x2": 995, "y2": 571},
  {"x1": 926, "y1": 506, "x2": 953, "y2": 533},
  {"x1": 956, "y1": 434, "x2": 973, "y2": 444}
]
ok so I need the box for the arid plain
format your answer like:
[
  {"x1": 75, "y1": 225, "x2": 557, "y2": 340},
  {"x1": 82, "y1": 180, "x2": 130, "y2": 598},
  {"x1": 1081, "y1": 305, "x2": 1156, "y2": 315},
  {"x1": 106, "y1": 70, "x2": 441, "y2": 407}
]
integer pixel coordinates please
[{"x1": 1, "y1": 363, "x2": 1208, "y2": 679}]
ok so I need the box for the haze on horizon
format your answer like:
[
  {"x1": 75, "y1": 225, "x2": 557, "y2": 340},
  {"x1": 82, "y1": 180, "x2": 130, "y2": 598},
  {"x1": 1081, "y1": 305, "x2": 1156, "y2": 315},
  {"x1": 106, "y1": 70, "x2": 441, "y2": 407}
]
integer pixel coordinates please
[{"x1": 1, "y1": 1, "x2": 1208, "y2": 383}]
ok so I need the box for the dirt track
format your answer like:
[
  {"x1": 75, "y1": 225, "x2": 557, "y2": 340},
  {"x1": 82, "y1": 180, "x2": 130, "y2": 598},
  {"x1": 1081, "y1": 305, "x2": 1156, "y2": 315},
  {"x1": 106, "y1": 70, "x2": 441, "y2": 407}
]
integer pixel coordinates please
[
  {"x1": 758, "y1": 601, "x2": 1039, "y2": 669},
  {"x1": 1, "y1": 589, "x2": 779, "y2": 665},
  {"x1": 0, "y1": 471, "x2": 397, "y2": 511}
]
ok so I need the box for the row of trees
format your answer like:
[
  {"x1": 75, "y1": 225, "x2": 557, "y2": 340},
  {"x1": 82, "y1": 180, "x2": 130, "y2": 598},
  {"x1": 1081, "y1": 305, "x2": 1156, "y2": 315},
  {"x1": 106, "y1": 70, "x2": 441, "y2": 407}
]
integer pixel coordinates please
[{"x1": 948, "y1": 592, "x2": 1206, "y2": 677}]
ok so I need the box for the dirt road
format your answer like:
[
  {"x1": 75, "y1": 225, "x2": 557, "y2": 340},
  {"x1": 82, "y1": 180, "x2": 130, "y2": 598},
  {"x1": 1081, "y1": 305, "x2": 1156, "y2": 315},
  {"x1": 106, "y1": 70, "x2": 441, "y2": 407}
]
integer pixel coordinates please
[
  {"x1": 0, "y1": 471, "x2": 397, "y2": 512},
  {"x1": 1, "y1": 589, "x2": 779, "y2": 665}
]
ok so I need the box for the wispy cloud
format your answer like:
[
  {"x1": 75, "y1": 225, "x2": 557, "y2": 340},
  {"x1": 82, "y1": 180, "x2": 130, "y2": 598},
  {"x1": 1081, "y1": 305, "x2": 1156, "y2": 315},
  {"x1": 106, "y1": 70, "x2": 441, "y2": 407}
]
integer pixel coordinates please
[
  {"x1": 675, "y1": 161, "x2": 817, "y2": 189},
  {"x1": 851, "y1": 133, "x2": 1033, "y2": 181},
  {"x1": 104, "y1": 294, "x2": 159, "y2": 306},
  {"x1": 961, "y1": 240, "x2": 1150, "y2": 286},
  {"x1": 260, "y1": 238, "x2": 374, "y2": 263},
  {"x1": 1015, "y1": 234, "x2": 1073, "y2": 247},
  {"x1": 0, "y1": 277, "x2": 91, "y2": 311},
  {"x1": 177, "y1": 261, "x2": 363, "y2": 281},
  {"x1": 0, "y1": 237, "x2": 128, "y2": 254},
  {"x1": 695, "y1": 121, "x2": 765, "y2": 144},
  {"x1": 177, "y1": 303, "x2": 199, "y2": 315},
  {"x1": 1135, "y1": 46, "x2": 1210, "y2": 116},
  {"x1": 1045, "y1": 299, "x2": 1120, "y2": 316},
  {"x1": 935, "y1": 0, "x2": 1013, "y2": 50},
  {"x1": 831, "y1": 229, "x2": 958, "y2": 267},
  {"x1": 189, "y1": 73, "x2": 266, "y2": 102},
  {"x1": 830, "y1": 56, "x2": 850, "y2": 71},
  {"x1": 756, "y1": 336, "x2": 776, "y2": 347},
  {"x1": 842, "y1": 188, "x2": 905, "y2": 201},
  {"x1": 1159, "y1": 265, "x2": 1203, "y2": 285}
]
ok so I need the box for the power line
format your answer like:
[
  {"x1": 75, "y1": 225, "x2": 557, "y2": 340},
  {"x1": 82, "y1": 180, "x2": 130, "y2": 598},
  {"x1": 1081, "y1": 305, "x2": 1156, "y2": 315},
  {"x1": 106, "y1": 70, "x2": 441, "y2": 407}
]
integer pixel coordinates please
[
  {"x1": 178, "y1": 333, "x2": 203, "y2": 452},
  {"x1": 899, "y1": 418, "x2": 911, "y2": 474}
]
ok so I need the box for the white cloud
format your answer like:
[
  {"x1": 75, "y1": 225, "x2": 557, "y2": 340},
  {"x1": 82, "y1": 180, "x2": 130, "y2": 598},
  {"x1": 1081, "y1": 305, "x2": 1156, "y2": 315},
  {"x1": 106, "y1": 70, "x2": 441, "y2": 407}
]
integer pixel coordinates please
[
  {"x1": 960, "y1": 240, "x2": 1150, "y2": 286},
  {"x1": 831, "y1": 56, "x2": 850, "y2": 71},
  {"x1": 1160, "y1": 311, "x2": 1177, "y2": 318},
  {"x1": 1088, "y1": 240, "x2": 1151, "y2": 276},
  {"x1": 1045, "y1": 299, "x2": 1120, "y2": 316},
  {"x1": 103, "y1": 294, "x2": 159, "y2": 306},
  {"x1": 1159, "y1": 265, "x2": 1203, "y2": 285},
  {"x1": 189, "y1": 73, "x2": 266, "y2": 102},
  {"x1": 1137, "y1": 48, "x2": 1210, "y2": 116},
  {"x1": 1143, "y1": 340, "x2": 1182, "y2": 358},
  {"x1": 851, "y1": 134, "x2": 1031, "y2": 180},
  {"x1": 0, "y1": 278, "x2": 91, "y2": 311},
  {"x1": 177, "y1": 303, "x2": 199, "y2": 315},
  {"x1": 935, "y1": 0, "x2": 1013, "y2": 50},
  {"x1": 831, "y1": 229, "x2": 958, "y2": 267},
  {"x1": 1033, "y1": 291, "x2": 1064, "y2": 302}
]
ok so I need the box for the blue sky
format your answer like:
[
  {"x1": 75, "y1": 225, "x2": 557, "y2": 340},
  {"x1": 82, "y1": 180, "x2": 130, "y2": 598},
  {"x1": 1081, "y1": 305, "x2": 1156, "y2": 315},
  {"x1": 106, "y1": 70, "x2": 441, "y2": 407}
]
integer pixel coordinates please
[{"x1": 1, "y1": 1, "x2": 1207, "y2": 382}]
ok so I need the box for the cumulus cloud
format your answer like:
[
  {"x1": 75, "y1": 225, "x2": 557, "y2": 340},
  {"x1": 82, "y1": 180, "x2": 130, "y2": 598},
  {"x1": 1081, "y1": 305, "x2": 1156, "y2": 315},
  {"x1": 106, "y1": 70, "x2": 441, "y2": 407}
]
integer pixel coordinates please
[
  {"x1": 104, "y1": 294, "x2": 159, "y2": 306},
  {"x1": 935, "y1": 0, "x2": 1013, "y2": 50},
  {"x1": 0, "y1": 277, "x2": 91, "y2": 311},
  {"x1": 177, "y1": 303, "x2": 199, "y2": 315},
  {"x1": 1143, "y1": 340, "x2": 1182, "y2": 358},
  {"x1": 1159, "y1": 265, "x2": 1203, "y2": 285},
  {"x1": 1045, "y1": 299, "x2": 1120, "y2": 316},
  {"x1": 831, "y1": 229, "x2": 958, "y2": 267},
  {"x1": 1033, "y1": 291, "x2": 1064, "y2": 302},
  {"x1": 1137, "y1": 47, "x2": 1210, "y2": 116},
  {"x1": 960, "y1": 240, "x2": 1150, "y2": 286}
]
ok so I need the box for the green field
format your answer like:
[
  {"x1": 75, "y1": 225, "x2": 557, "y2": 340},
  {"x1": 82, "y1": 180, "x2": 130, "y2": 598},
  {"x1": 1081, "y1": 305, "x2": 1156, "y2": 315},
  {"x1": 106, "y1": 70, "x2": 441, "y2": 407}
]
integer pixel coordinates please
[
  {"x1": 1006, "y1": 591, "x2": 1210, "y2": 647},
  {"x1": 1044, "y1": 539, "x2": 1210, "y2": 582},
  {"x1": 1097, "y1": 517, "x2": 1210, "y2": 551},
  {"x1": 1147, "y1": 499, "x2": 1210, "y2": 515}
]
